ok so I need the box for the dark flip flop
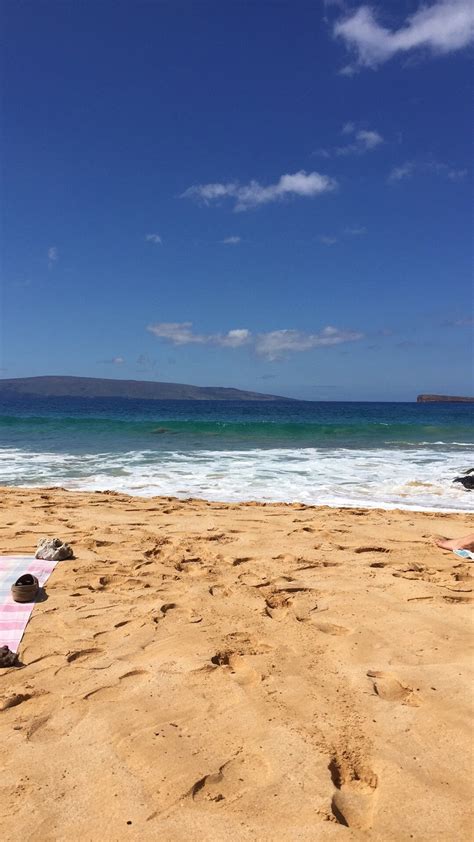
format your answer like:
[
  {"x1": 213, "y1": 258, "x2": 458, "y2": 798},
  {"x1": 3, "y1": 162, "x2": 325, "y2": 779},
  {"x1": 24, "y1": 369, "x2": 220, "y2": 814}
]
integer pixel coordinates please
[{"x1": 11, "y1": 574, "x2": 40, "y2": 603}]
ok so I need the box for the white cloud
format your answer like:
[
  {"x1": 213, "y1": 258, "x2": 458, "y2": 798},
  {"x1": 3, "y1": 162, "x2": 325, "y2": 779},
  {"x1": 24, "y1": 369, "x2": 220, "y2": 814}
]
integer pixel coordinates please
[
  {"x1": 338, "y1": 63, "x2": 358, "y2": 76},
  {"x1": 334, "y1": 1, "x2": 474, "y2": 70},
  {"x1": 319, "y1": 235, "x2": 338, "y2": 245},
  {"x1": 181, "y1": 170, "x2": 337, "y2": 211},
  {"x1": 388, "y1": 161, "x2": 416, "y2": 182},
  {"x1": 221, "y1": 236, "x2": 241, "y2": 244},
  {"x1": 342, "y1": 121, "x2": 355, "y2": 134},
  {"x1": 254, "y1": 326, "x2": 364, "y2": 360},
  {"x1": 99, "y1": 356, "x2": 125, "y2": 365},
  {"x1": 48, "y1": 246, "x2": 58, "y2": 268},
  {"x1": 357, "y1": 129, "x2": 383, "y2": 149},
  {"x1": 447, "y1": 168, "x2": 468, "y2": 181},
  {"x1": 147, "y1": 322, "x2": 251, "y2": 348},
  {"x1": 145, "y1": 233, "x2": 162, "y2": 244},
  {"x1": 388, "y1": 160, "x2": 468, "y2": 182},
  {"x1": 336, "y1": 126, "x2": 383, "y2": 155},
  {"x1": 147, "y1": 321, "x2": 364, "y2": 360},
  {"x1": 315, "y1": 124, "x2": 383, "y2": 157}
]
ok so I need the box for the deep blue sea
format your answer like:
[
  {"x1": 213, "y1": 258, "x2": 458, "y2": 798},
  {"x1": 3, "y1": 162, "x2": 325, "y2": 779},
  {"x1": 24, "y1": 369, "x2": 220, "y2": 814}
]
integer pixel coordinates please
[{"x1": 0, "y1": 395, "x2": 473, "y2": 511}]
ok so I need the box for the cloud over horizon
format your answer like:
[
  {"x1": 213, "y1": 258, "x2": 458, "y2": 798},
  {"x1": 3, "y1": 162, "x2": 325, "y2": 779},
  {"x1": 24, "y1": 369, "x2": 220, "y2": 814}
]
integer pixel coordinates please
[
  {"x1": 98, "y1": 356, "x2": 125, "y2": 365},
  {"x1": 181, "y1": 170, "x2": 337, "y2": 211},
  {"x1": 147, "y1": 322, "x2": 363, "y2": 359},
  {"x1": 334, "y1": 1, "x2": 474, "y2": 72}
]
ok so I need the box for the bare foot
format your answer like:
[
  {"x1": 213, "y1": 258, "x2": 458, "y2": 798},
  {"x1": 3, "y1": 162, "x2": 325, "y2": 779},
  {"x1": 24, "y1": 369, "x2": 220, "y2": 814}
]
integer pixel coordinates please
[
  {"x1": 435, "y1": 533, "x2": 474, "y2": 552},
  {"x1": 435, "y1": 537, "x2": 460, "y2": 551}
]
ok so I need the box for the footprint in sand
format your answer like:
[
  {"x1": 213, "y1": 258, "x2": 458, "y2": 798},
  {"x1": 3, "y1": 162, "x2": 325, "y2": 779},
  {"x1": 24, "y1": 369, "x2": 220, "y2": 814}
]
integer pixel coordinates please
[
  {"x1": 270, "y1": 576, "x2": 312, "y2": 594},
  {"x1": 153, "y1": 602, "x2": 202, "y2": 624},
  {"x1": 210, "y1": 651, "x2": 260, "y2": 685},
  {"x1": 209, "y1": 584, "x2": 233, "y2": 597},
  {"x1": 442, "y1": 593, "x2": 473, "y2": 604},
  {"x1": 354, "y1": 546, "x2": 389, "y2": 554},
  {"x1": 66, "y1": 648, "x2": 102, "y2": 663},
  {"x1": 329, "y1": 755, "x2": 378, "y2": 830},
  {"x1": 84, "y1": 669, "x2": 149, "y2": 700},
  {"x1": 190, "y1": 752, "x2": 270, "y2": 804},
  {"x1": 265, "y1": 592, "x2": 291, "y2": 620},
  {"x1": 315, "y1": 622, "x2": 351, "y2": 636},
  {"x1": 0, "y1": 692, "x2": 37, "y2": 712},
  {"x1": 367, "y1": 670, "x2": 421, "y2": 706},
  {"x1": 232, "y1": 556, "x2": 251, "y2": 567}
]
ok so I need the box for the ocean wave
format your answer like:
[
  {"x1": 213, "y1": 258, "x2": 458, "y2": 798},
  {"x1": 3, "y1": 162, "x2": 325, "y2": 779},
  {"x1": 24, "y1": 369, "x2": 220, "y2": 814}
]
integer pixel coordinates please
[{"x1": 1, "y1": 445, "x2": 472, "y2": 513}]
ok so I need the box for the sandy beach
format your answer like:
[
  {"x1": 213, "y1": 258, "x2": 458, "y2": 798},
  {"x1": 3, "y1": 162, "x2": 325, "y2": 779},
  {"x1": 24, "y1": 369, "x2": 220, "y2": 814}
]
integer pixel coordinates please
[{"x1": 0, "y1": 486, "x2": 472, "y2": 841}]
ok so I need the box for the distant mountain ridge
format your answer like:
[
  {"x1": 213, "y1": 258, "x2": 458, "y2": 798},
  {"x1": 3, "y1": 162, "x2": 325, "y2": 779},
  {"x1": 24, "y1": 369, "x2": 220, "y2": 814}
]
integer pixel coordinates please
[{"x1": 0, "y1": 376, "x2": 293, "y2": 402}]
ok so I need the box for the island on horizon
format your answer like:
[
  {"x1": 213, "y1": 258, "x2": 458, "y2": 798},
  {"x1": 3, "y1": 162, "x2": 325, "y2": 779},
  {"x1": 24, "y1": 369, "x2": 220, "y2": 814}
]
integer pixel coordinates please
[
  {"x1": 0, "y1": 375, "x2": 294, "y2": 402},
  {"x1": 417, "y1": 394, "x2": 474, "y2": 403}
]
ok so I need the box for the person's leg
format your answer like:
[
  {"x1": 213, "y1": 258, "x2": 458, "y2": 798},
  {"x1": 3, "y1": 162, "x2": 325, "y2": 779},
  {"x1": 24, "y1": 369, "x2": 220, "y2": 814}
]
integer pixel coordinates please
[{"x1": 435, "y1": 533, "x2": 474, "y2": 552}]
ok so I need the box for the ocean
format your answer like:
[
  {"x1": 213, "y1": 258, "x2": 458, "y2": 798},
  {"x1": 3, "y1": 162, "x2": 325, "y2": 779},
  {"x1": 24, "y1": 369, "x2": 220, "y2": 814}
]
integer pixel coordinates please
[{"x1": 0, "y1": 395, "x2": 473, "y2": 512}]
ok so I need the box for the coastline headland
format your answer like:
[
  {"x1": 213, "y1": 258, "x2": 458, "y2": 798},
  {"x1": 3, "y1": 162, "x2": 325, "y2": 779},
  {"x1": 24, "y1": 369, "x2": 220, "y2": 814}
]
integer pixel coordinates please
[{"x1": 0, "y1": 375, "x2": 293, "y2": 402}]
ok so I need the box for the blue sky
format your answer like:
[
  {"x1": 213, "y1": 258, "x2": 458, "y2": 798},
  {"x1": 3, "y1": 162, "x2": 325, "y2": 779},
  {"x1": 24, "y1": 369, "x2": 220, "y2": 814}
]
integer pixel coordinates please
[{"x1": 2, "y1": 0, "x2": 473, "y2": 400}]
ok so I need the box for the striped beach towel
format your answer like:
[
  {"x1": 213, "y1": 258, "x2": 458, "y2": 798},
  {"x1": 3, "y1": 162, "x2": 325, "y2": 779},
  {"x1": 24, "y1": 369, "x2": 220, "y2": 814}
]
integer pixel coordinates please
[{"x1": 0, "y1": 555, "x2": 59, "y2": 652}]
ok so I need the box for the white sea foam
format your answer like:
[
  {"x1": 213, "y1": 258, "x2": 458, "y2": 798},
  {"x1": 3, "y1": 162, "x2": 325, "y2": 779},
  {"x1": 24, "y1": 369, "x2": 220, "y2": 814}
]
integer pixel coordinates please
[{"x1": 0, "y1": 445, "x2": 473, "y2": 512}]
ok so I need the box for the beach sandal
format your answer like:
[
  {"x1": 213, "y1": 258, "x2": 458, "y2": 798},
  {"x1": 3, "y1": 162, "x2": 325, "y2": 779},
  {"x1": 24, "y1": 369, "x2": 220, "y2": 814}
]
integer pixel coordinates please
[
  {"x1": 11, "y1": 573, "x2": 39, "y2": 603},
  {"x1": 0, "y1": 645, "x2": 18, "y2": 668},
  {"x1": 453, "y1": 549, "x2": 474, "y2": 560}
]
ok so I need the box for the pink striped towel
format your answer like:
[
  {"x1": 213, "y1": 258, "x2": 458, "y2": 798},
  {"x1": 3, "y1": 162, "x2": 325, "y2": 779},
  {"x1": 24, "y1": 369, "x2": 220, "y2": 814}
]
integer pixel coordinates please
[{"x1": 0, "y1": 555, "x2": 59, "y2": 653}]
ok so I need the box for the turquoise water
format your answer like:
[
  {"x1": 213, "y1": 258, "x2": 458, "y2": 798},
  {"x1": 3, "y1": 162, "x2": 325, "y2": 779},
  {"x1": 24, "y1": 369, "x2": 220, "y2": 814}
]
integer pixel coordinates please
[{"x1": 0, "y1": 396, "x2": 473, "y2": 511}]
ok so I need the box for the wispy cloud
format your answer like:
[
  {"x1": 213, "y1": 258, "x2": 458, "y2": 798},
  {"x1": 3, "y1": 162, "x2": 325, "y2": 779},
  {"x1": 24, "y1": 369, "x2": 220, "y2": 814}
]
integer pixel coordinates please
[
  {"x1": 145, "y1": 233, "x2": 162, "y2": 244},
  {"x1": 136, "y1": 353, "x2": 159, "y2": 373},
  {"x1": 98, "y1": 356, "x2": 125, "y2": 365},
  {"x1": 342, "y1": 121, "x2": 355, "y2": 135},
  {"x1": 388, "y1": 162, "x2": 416, "y2": 182},
  {"x1": 319, "y1": 225, "x2": 367, "y2": 244},
  {"x1": 147, "y1": 321, "x2": 364, "y2": 360},
  {"x1": 221, "y1": 236, "x2": 241, "y2": 245},
  {"x1": 48, "y1": 246, "x2": 58, "y2": 268},
  {"x1": 336, "y1": 126, "x2": 383, "y2": 155},
  {"x1": 441, "y1": 317, "x2": 474, "y2": 327},
  {"x1": 254, "y1": 327, "x2": 363, "y2": 360},
  {"x1": 345, "y1": 225, "x2": 367, "y2": 235},
  {"x1": 388, "y1": 160, "x2": 468, "y2": 183},
  {"x1": 147, "y1": 322, "x2": 251, "y2": 348},
  {"x1": 334, "y1": 1, "x2": 474, "y2": 72},
  {"x1": 181, "y1": 170, "x2": 337, "y2": 212},
  {"x1": 446, "y1": 168, "x2": 468, "y2": 181},
  {"x1": 315, "y1": 123, "x2": 383, "y2": 158}
]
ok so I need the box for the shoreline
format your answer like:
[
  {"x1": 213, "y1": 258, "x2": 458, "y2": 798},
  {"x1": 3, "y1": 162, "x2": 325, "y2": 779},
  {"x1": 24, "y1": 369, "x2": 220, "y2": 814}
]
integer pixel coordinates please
[
  {"x1": 1, "y1": 486, "x2": 473, "y2": 840},
  {"x1": 2, "y1": 481, "x2": 472, "y2": 515}
]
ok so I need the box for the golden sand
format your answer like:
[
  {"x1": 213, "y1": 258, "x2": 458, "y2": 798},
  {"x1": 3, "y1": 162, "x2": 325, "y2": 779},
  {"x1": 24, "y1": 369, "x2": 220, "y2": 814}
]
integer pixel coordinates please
[{"x1": 0, "y1": 487, "x2": 472, "y2": 841}]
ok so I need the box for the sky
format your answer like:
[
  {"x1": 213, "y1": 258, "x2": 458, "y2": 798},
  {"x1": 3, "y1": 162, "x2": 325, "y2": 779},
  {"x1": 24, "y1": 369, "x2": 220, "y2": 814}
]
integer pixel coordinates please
[{"x1": 1, "y1": 0, "x2": 473, "y2": 401}]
